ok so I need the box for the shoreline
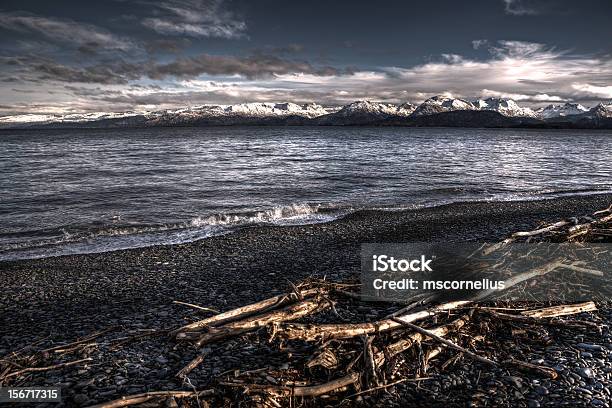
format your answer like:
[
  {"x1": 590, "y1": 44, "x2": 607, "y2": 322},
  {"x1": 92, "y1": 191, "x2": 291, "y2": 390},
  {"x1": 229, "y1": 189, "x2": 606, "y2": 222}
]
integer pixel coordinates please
[
  {"x1": 1, "y1": 193, "x2": 611, "y2": 406},
  {"x1": 3, "y1": 189, "x2": 612, "y2": 262}
]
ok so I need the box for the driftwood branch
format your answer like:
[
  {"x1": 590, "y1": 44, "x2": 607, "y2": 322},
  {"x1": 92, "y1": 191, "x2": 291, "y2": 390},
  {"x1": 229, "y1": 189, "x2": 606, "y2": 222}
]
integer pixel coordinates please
[
  {"x1": 172, "y1": 288, "x2": 324, "y2": 335},
  {"x1": 86, "y1": 390, "x2": 215, "y2": 408},
  {"x1": 221, "y1": 372, "x2": 360, "y2": 397},
  {"x1": 190, "y1": 296, "x2": 331, "y2": 346},
  {"x1": 1, "y1": 358, "x2": 93, "y2": 380},
  {"x1": 273, "y1": 300, "x2": 470, "y2": 342},
  {"x1": 520, "y1": 301, "x2": 597, "y2": 318}
]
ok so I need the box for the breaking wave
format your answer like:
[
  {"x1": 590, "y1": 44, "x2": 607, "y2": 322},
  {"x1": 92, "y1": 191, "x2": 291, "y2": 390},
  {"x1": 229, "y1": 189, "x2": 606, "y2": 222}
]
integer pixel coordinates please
[
  {"x1": 189, "y1": 203, "x2": 337, "y2": 227},
  {"x1": 0, "y1": 203, "x2": 348, "y2": 261}
]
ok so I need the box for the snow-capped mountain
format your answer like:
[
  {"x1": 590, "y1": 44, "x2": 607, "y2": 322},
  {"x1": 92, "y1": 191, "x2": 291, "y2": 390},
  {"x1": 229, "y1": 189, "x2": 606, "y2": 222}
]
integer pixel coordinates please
[
  {"x1": 0, "y1": 103, "x2": 330, "y2": 128},
  {"x1": 314, "y1": 100, "x2": 416, "y2": 125},
  {"x1": 536, "y1": 102, "x2": 589, "y2": 119},
  {"x1": 397, "y1": 102, "x2": 417, "y2": 116},
  {"x1": 332, "y1": 101, "x2": 414, "y2": 117},
  {"x1": 2, "y1": 98, "x2": 612, "y2": 129},
  {"x1": 0, "y1": 111, "x2": 143, "y2": 126},
  {"x1": 150, "y1": 102, "x2": 329, "y2": 123},
  {"x1": 222, "y1": 102, "x2": 329, "y2": 118},
  {"x1": 472, "y1": 97, "x2": 536, "y2": 118},
  {"x1": 584, "y1": 102, "x2": 612, "y2": 118},
  {"x1": 411, "y1": 95, "x2": 475, "y2": 116}
]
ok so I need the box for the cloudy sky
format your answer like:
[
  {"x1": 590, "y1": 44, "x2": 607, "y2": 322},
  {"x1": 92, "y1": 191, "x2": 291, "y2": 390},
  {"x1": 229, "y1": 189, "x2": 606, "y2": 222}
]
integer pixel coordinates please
[{"x1": 1, "y1": 0, "x2": 611, "y2": 116}]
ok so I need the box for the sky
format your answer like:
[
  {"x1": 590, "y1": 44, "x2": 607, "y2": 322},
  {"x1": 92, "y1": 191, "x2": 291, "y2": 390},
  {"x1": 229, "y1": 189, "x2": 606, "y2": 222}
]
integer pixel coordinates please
[{"x1": 0, "y1": 0, "x2": 611, "y2": 116}]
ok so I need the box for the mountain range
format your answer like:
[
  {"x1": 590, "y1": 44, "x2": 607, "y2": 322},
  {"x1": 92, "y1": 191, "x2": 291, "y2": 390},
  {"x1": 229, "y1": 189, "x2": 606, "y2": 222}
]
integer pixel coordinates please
[{"x1": 1, "y1": 97, "x2": 611, "y2": 129}]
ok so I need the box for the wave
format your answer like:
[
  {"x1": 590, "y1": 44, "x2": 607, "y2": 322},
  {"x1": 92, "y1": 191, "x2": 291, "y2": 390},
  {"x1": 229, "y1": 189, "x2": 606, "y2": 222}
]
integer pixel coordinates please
[
  {"x1": 189, "y1": 203, "x2": 341, "y2": 227},
  {"x1": 0, "y1": 203, "x2": 348, "y2": 261},
  {"x1": 1, "y1": 188, "x2": 611, "y2": 261}
]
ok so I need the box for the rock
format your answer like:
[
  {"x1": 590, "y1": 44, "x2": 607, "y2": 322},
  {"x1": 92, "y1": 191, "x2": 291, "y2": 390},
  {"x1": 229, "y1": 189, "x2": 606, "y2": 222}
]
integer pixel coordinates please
[
  {"x1": 577, "y1": 343, "x2": 606, "y2": 352},
  {"x1": 155, "y1": 355, "x2": 169, "y2": 364},
  {"x1": 534, "y1": 386, "x2": 549, "y2": 396},
  {"x1": 73, "y1": 393, "x2": 89, "y2": 406},
  {"x1": 503, "y1": 376, "x2": 523, "y2": 388},
  {"x1": 527, "y1": 399, "x2": 540, "y2": 408},
  {"x1": 577, "y1": 367, "x2": 595, "y2": 379}
]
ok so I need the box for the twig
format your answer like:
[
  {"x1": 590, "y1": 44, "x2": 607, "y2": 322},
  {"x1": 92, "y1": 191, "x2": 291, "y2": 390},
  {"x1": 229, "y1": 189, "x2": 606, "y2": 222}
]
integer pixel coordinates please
[
  {"x1": 345, "y1": 377, "x2": 430, "y2": 399},
  {"x1": 1, "y1": 358, "x2": 93, "y2": 380},
  {"x1": 173, "y1": 301, "x2": 219, "y2": 314},
  {"x1": 176, "y1": 350, "x2": 209, "y2": 378}
]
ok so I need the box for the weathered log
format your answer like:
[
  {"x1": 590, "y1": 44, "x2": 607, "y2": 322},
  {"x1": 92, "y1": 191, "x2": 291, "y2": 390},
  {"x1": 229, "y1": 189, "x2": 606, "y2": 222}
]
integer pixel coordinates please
[
  {"x1": 193, "y1": 297, "x2": 331, "y2": 346},
  {"x1": 520, "y1": 301, "x2": 596, "y2": 318},
  {"x1": 509, "y1": 220, "x2": 572, "y2": 239},
  {"x1": 172, "y1": 287, "x2": 325, "y2": 336},
  {"x1": 221, "y1": 372, "x2": 360, "y2": 397},
  {"x1": 86, "y1": 390, "x2": 215, "y2": 408},
  {"x1": 273, "y1": 300, "x2": 470, "y2": 342}
]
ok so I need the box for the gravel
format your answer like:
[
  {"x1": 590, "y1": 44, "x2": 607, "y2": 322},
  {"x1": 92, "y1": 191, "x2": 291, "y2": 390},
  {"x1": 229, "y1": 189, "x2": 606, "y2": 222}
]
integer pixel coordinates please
[{"x1": 1, "y1": 194, "x2": 611, "y2": 407}]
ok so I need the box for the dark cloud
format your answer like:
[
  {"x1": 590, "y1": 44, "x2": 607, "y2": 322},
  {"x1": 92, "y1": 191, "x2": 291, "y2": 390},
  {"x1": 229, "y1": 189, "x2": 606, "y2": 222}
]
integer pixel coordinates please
[
  {"x1": 0, "y1": 12, "x2": 136, "y2": 51},
  {"x1": 503, "y1": 0, "x2": 540, "y2": 15},
  {"x1": 148, "y1": 53, "x2": 351, "y2": 79},
  {"x1": 140, "y1": 0, "x2": 246, "y2": 39},
  {"x1": 0, "y1": 55, "x2": 138, "y2": 84},
  {"x1": 253, "y1": 44, "x2": 304, "y2": 56},
  {"x1": 11, "y1": 88, "x2": 36, "y2": 93},
  {"x1": 144, "y1": 38, "x2": 191, "y2": 54},
  {"x1": 0, "y1": 51, "x2": 351, "y2": 85}
]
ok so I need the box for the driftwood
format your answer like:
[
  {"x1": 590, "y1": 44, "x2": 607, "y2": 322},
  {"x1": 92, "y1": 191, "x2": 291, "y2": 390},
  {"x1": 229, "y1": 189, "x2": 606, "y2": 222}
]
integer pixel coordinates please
[
  {"x1": 41, "y1": 328, "x2": 114, "y2": 354},
  {"x1": 502, "y1": 358, "x2": 558, "y2": 379},
  {"x1": 1, "y1": 357, "x2": 93, "y2": 380},
  {"x1": 176, "y1": 350, "x2": 209, "y2": 379},
  {"x1": 87, "y1": 390, "x2": 216, "y2": 408},
  {"x1": 374, "y1": 314, "x2": 471, "y2": 367},
  {"x1": 221, "y1": 372, "x2": 360, "y2": 397},
  {"x1": 520, "y1": 301, "x2": 597, "y2": 318},
  {"x1": 190, "y1": 296, "x2": 332, "y2": 346},
  {"x1": 8, "y1": 204, "x2": 603, "y2": 407},
  {"x1": 272, "y1": 300, "x2": 470, "y2": 342},
  {"x1": 172, "y1": 287, "x2": 325, "y2": 335},
  {"x1": 390, "y1": 318, "x2": 497, "y2": 366},
  {"x1": 173, "y1": 300, "x2": 219, "y2": 314}
]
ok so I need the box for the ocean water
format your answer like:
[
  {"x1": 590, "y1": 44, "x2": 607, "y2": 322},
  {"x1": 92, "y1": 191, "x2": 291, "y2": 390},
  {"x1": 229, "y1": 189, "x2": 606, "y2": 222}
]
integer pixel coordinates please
[{"x1": 1, "y1": 126, "x2": 611, "y2": 260}]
